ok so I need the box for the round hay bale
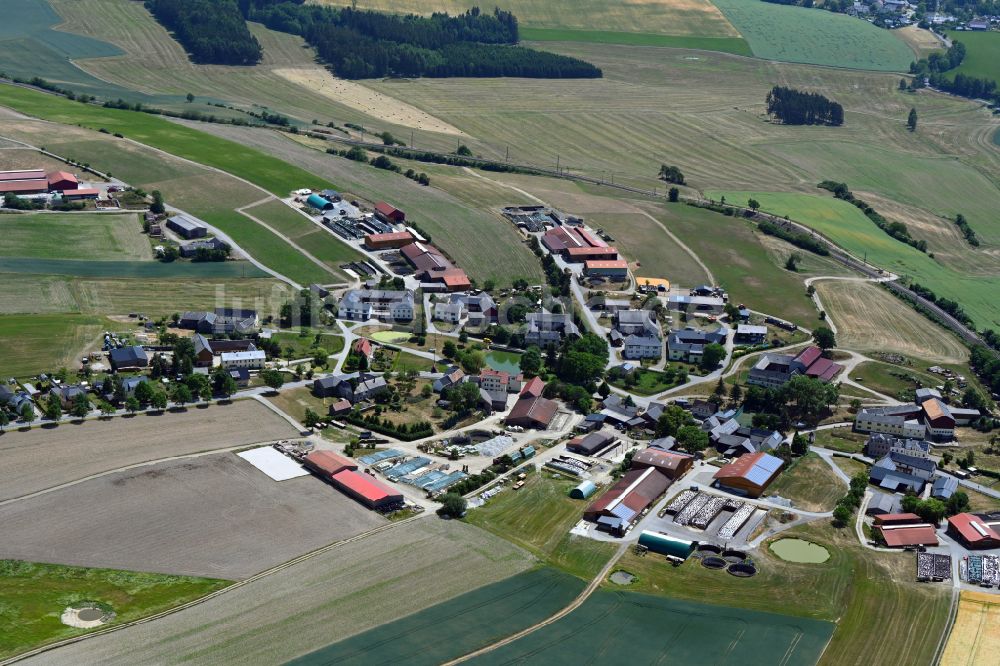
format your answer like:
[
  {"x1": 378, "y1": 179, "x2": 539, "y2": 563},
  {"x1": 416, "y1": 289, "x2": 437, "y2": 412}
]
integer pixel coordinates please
[
  {"x1": 701, "y1": 556, "x2": 727, "y2": 570},
  {"x1": 728, "y1": 563, "x2": 758, "y2": 577}
]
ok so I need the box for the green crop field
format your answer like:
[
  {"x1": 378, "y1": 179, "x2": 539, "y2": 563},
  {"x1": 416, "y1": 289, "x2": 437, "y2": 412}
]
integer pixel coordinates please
[
  {"x1": 465, "y1": 470, "x2": 618, "y2": 581},
  {"x1": 0, "y1": 257, "x2": 264, "y2": 279},
  {"x1": 310, "y1": 0, "x2": 740, "y2": 37},
  {"x1": 712, "y1": 0, "x2": 914, "y2": 70},
  {"x1": 0, "y1": 559, "x2": 229, "y2": 661},
  {"x1": 472, "y1": 589, "x2": 834, "y2": 665},
  {"x1": 707, "y1": 190, "x2": 1000, "y2": 329},
  {"x1": 521, "y1": 28, "x2": 753, "y2": 56},
  {"x1": 945, "y1": 30, "x2": 1000, "y2": 86},
  {"x1": 0, "y1": 213, "x2": 151, "y2": 261},
  {"x1": 288, "y1": 568, "x2": 584, "y2": 666},
  {"x1": 0, "y1": 0, "x2": 139, "y2": 100}
]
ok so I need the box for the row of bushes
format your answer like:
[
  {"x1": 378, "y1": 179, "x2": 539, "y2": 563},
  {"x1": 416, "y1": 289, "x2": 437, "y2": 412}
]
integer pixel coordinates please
[
  {"x1": 343, "y1": 411, "x2": 434, "y2": 441},
  {"x1": 758, "y1": 219, "x2": 830, "y2": 256},
  {"x1": 818, "y1": 181, "x2": 928, "y2": 253}
]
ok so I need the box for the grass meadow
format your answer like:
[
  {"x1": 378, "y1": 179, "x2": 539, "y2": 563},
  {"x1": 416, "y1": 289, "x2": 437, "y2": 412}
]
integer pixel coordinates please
[
  {"x1": 712, "y1": 0, "x2": 914, "y2": 70},
  {"x1": 0, "y1": 212, "x2": 151, "y2": 261},
  {"x1": 764, "y1": 452, "x2": 845, "y2": 511},
  {"x1": 0, "y1": 314, "x2": 105, "y2": 376},
  {"x1": 0, "y1": 559, "x2": 229, "y2": 661},
  {"x1": 709, "y1": 190, "x2": 1000, "y2": 329},
  {"x1": 945, "y1": 30, "x2": 1000, "y2": 86},
  {"x1": 465, "y1": 470, "x2": 618, "y2": 581}
]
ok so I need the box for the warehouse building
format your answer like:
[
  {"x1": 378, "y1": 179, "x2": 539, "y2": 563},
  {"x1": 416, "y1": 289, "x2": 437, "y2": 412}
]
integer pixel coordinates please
[
  {"x1": 108, "y1": 345, "x2": 148, "y2": 371},
  {"x1": 875, "y1": 513, "x2": 940, "y2": 548},
  {"x1": 570, "y1": 480, "x2": 598, "y2": 499},
  {"x1": 374, "y1": 202, "x2": 406, "y2": 223},
  {"x1": 566, "y1": 431, "x2": 617, "y2": 456},
  {"x1": 713, "y1": 452, "x2": 784, "y2": 498},
  {"x1": 638, "y1": 531, "x2": 695, "y2": 560},
  {"x1": 948, "y1": 513, "x2": 1000, "y2": 549},
  {"x1": 330, "y1": 469, "x2": 404, "y2": 511},
  {"x1": 0, "y1": 169, "x2": 78, "y2": 194},
  {"x1": 584, "y1": 259, "x2": 628, "y2": 279},
  {"x1": 303, "y1": 450, "x2": 358, "y2": 478},
  {"x1": 166, "y1": 214, "x2": 207, "y2": 239},
  {"x1": 365, "y1": 230, "x2": 415, "y2": 250},
  {"x1": 631, "y1": 448, "x2": 694, "y2": 480},
  {"x1": 506, "y1": 394, "x2": 558, "y2": 429},
  {"x1": 584, "y1": 467, "x2": 670, "y2": 536}
]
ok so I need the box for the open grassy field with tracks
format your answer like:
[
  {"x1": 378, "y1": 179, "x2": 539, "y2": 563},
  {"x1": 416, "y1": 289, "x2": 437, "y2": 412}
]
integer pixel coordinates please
[
  {"x1": 310, "y1": 0, "x2": 740, "y2": 37},
  {"x1": 764, "y1": 452, "x2": 845, "y2": 511},
  {"x1": 465, "y1": 470, "x2": 618, "y2": 580},
  {"x1": 814, "y1": 279, "x2": 969, "y2": 363},
  {"x1": 0, "y1": 559, "x2": 229, "y2": 661},
  {"x1": 709, "y1": 190, "x2": 1000, "y2": 329},
  {"x1": 0, "y1": 314, "x2": 104, "y2": 377},
  {"x1": 712, "y1": 0, "x2": 914, "y2": 70}
]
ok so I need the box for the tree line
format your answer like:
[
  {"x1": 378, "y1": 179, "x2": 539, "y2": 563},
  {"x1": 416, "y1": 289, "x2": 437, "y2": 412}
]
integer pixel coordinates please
[
  {"x1": 146, "y1": 0, "x2": 263, "y2": 65},
  {"x1": 766, "y1": 86, "x2": 844, "y2": 126},
  {"x1": 241, "y1": 1, "x2": 601, "y2": 79}
]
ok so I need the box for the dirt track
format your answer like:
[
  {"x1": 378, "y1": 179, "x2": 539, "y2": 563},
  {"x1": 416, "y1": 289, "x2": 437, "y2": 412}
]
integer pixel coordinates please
[{"x1": 0, "y1": 400, "x2": 298, "y2": 502}]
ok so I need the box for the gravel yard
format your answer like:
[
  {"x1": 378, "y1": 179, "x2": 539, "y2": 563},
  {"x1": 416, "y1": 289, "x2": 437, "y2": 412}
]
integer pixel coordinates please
[
  {"x1": 22, "y1": 520, "x2": 534, "y2": 665},
  {"x1": 0, "y1": 400, "x2": 298, "y2": 502},
  {"x1": 0, "y1": 452, "x2": 385, "y2": 579}
]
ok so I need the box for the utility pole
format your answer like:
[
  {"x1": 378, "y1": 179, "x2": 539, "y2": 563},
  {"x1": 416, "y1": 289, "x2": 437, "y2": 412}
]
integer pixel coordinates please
[
  {"x1": 556, "y1": 154, "x2": 560, "y2": 173},
  {"x1": 505, "y1": 145, "x2": 509, "y2": 162},
  {"x1": 410, "y1": 129, "x2": 414, "y2": 149}
]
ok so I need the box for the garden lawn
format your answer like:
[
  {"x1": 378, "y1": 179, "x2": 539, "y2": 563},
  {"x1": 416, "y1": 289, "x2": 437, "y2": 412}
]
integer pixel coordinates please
[
  {"x1": 270, "y1": 331, "x2": 344, "y2": 360},
  {"x1": 0, "y1": 559, "x2": 229, "y2": 661}
]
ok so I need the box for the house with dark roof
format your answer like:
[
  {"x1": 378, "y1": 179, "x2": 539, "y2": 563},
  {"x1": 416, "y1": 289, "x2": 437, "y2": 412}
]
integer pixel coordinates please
[
  {"x1": 931, "y1": 475, "x2": 959, "y2": 500},
  {"x1": 623, "y1": 335, "x2": 661, "y2": 360},
  {"x1": 734, "y1": 324, "x2": 768, "y2": 345},
  {"x1": 506, "y1": 394, "x2": 558, "y2": 429},
  {"x1": 709, "y1": 419, "x2": 782, "y2": 457},
  {"x1": 666, "y1": 327, "x2": 726, "y2": 364},
  {"x1": 566, "y1": 431, "x2": 618, "y2": 456},
  {"x1": 433, "y1": 365, "x2": 465, "y2": 393},
  {"x1": 192, "y1": 334, "x2": 257, "y2": 367},
  {"x1": 525, "y1": 311, "x2": 579, "y2": 347},
  {"x1": 313, "y1": 375, "x2": 355, "y2": 400},
  {"x1": 109, "y1": 345, "x2": 148, "y2": 371},
  {"x1": 747, "y1": 345, "x2": 842, "y2": 388},
  {"x1": 865, "y1": 491, "x2": 902, "y2": 516},
  {"x1": 52, "y1": 384, "x2": 88, "y2": 409},
  {"x1": 869, "y1": 452, "x2": 936, "y2": 494},
  {"x1": 179, "y1": 308, "x2": 258, "y2": 335}
]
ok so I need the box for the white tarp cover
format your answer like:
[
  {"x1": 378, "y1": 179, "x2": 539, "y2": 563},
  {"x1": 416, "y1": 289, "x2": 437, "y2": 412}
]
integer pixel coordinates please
[{"x1": 237, "y1": 447, "x2": 309, "y2": 481}]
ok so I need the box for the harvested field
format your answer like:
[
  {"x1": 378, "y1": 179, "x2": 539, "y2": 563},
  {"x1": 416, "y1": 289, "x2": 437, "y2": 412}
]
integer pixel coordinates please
[
  {"x1": 0, "y1": 146, "x2": 80, "y2": 172},
  {"x1": 0, "y1": 212, "x2": 151, "y2": 261},
  {"x1": 274, "y1": 68, "x2": 464, "y2": 135},
  {"x1": 941, "y1": 591, "x2": 1000, "y2": 666},
  {"x1": 309, "y1": 0, "x2": 740, "y2": 37},
  {"x1": 0, "y1": 452, "x2": 385, "y2": 579},
  {"x1": 0, "y1": 399, "x2": 297, "y2": 501},
  {"x1": 0, "y1": 313, "x2": 104, "y2": 377},
  {"x1": 22, "y1": 520, "x2": 535, "y2": 665},
  {"x1": 471, "y1": 589, "x2": 834, "y2": 665},
  {"x1": 290, "y1": 568, "x2": 584, "y2": 665},
  {"x1": 814, "y1": 279, "x2": 968, "y2": 364}
]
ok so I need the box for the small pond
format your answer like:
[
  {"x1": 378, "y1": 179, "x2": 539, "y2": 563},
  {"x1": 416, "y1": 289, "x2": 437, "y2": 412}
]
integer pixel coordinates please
[
  {"x1": 769, "y1": 538, "x2": 830, "y2": 563},
  {"x1": 484, "y1": 350, "x2": 521, "y2": 374}
]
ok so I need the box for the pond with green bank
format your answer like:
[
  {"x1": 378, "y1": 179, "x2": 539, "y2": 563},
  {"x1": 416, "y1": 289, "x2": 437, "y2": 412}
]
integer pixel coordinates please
[
  {"x1": 769, "y1": 538, "x2": 830, "y2": 563},
  {"x1": 485, "y1": 350, "x2": 521, "y2": 374}
]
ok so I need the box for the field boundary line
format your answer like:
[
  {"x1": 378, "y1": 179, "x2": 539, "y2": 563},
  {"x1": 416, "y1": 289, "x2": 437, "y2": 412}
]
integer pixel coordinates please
[
  {"x1": 235, "y1": 197, "x2": 342, "y2": 282},
  {"x1": 441, "y1": 542, "x2": 628, "y2": 665},
  {"x1": 0, "y1": 514, "x2": 426, "y2": 665}
]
